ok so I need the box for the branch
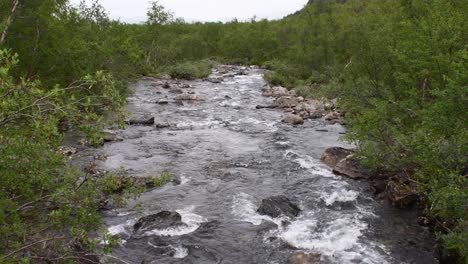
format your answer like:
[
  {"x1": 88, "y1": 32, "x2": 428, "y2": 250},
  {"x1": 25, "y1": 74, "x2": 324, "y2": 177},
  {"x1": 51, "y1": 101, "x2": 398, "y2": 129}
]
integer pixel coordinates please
[{"x1": 0, "y1": 0, "x2": 19, "y2": 44}]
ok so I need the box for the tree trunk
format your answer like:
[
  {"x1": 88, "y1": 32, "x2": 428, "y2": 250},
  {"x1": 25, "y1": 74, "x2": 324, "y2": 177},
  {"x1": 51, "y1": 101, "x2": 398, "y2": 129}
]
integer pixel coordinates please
[{"x1": 0, "y1": 0, "x2": 20, "y2": 44}]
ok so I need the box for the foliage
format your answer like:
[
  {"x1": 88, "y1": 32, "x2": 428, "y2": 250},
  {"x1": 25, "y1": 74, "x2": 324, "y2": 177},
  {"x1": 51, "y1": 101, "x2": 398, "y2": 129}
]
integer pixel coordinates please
[
  {"x1": 0, "y1": 48, "x2": 126, "y2": 262},
  {"x1": 166, "y1": 59, "x2": 217, "y2": 80}
]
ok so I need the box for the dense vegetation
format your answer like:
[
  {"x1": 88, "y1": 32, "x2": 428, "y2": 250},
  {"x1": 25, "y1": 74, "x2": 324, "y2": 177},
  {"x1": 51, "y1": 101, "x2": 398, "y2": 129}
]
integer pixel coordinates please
[{"x1": 1, "y1": 0, "x2": 466, "y2": 262}]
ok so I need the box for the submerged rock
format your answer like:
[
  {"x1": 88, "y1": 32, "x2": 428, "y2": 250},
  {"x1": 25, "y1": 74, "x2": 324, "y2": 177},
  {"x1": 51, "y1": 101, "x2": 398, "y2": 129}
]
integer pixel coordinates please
[
  {"x1": 282, "y1": 114, "x2": 304, "y2": 125},
  {"x1": 134, "y1": 211, "x2": 185, "y2": 234},
  {"x1": 289, "y1": 252, "x2": 322, "y2": 264},
  {"x1": 126, "y1": 116, "x2": 155, "y2": 126},
  {"x1": 320, "y1": 147, "x2": 354, "y2": 168},
  {"x1": 175, "y1": 94, "x2": 202, "y2": 101},
  {"x1": 257, "y1": 195, "x2": 301, "y2": 218}
]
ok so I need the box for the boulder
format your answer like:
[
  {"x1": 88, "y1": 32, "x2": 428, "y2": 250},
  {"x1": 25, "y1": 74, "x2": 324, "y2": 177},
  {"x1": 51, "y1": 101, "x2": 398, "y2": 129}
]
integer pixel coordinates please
[
  {"x1": 272, "y1": 86, "x2": 289, "y2": 97},
  {"x1": 126, "y1": 116, "x2": 155, "y2": 126},
  {"x1": 162, "y1": 82, "x2": 171, "y2": 89},
  {"x1": 101, "y1": 131, "x2": 123, "y2": 143},
  {"x1": 333, "y1": 156, "x2": 372, "y2": 180},
  {"x1": 320, "y1": 147, "x2": 354, "y2": 168},
  {"x1": 386, "y1": 180, "x2": 418, "y2": 208},
  {"x1": 257, "y1": 195, "x2": 301, "y2": 218},
  {"x1": 289, "y1": 252, "x2": 322, "y2": 264},
  {"x1": 134, "y1": 211, "x2": 185, "y2": 234},
  {"x1": 282, "y1": 115, "x2": 304, "y2": 125},
  {"x1": 275, "y1": 96, "x2": 300, "y2": 108}
]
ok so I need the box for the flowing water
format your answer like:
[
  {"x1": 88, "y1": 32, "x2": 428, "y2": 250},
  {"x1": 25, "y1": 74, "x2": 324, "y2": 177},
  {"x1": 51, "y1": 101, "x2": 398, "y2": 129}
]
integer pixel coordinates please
[{"x1": 90, "y1": 66, "x2": 436, "y2": 264}]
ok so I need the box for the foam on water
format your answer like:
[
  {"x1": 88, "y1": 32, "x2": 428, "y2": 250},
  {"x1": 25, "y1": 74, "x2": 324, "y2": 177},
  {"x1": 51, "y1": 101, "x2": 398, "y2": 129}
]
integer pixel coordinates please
[
  {"x1": 173, "y1": 246, "x2": 189, "y2": 259},
  {"x1": 279, "y1": 214, "x2": 388, "y2": 264},
  {"x1": 231, "y1": 192, "x2": 286, "y2": 227},
  {"x1": 108, "y1": 219, "x2": 136, "y2": 236},
  {"x1": 284, "y1": 150, "x2": 336, "y2": 178},
  {"x1": 144, "y1": 207, "x2": 207, "y2": 237},
  {"x1": 321, "y1": 189, "x2": 359, "y2": 206}
]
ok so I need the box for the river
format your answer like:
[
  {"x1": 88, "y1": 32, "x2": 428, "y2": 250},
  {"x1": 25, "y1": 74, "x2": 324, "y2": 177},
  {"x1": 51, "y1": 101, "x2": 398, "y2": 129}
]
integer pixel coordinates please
[{"x1": 89, "y1": 65, "x2": 436, "y2": 264}]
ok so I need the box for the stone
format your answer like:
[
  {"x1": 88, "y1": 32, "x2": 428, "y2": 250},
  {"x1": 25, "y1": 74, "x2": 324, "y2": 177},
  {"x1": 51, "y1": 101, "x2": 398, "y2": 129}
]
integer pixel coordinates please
[
  {"x1": 175, "y1": 94, "x2": 202, "y2": 101},
  {"x1": 169, "y1": 88, "x2": 183, "y2": 94},
  {"x1": 257, "y1": 195, "x2": 301, "y2": 218},
  {"x1": 333, "y1": 156, "x2": 372, "y2": 180},
  {"x1": 134, "y1": 211, "x2": 185, "y2": 234},
  {"x1": 282, "y1": 115, "x2": 304, "y2": 125},
  {"x1": 57, "y1": 146, "x2": 77, "y2": 156},
  {"x1": 256, "y1": 105, "x2": 277, "y2": 109},
  {"x1": 320, "y1": 147, "x2": 354, "y2": 168},
  {"x1": 289, "y1": 252, "x2": 322, "y2": 264},
  {"x1": 101, "y1": 131, "x2": 123, "y2": 142},
  {"x1": 386, "y1": 180, "x2": 418, "y2": 208},
  {"x1": 207, "y1": 77, "x2": 223, "y2": 83},
  {"x1": 162, "y1": 82, "x2": 171, "y2": 89},
  {"x1": 126, "y1": 116, "x2": 155, "y2": 126},
  {"x1": 275, "y1": 96, "x2": 300, "y2": 108},
  {"x1": 157, "y1": 99, "x2": 169, "y2": 105}
]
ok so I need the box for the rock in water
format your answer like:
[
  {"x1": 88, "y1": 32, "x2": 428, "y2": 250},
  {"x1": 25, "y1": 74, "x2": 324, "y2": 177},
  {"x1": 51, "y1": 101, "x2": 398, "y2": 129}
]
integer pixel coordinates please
[
  {"x1": 333, "y1": 156, "x2": 372, "y2": 180},
  {"x1": 282, "y1": 114, "x2": 304, "y2": 125},
  {"x1": 257, "y1": 195, "x2": 301, "y2": 218},
  {"x1": 289, "y1": 252, "x2": 322, "y2": 264},
  {"x1": 134, "y1": 211, "x2": 185, "y2": 234},
  {"x1": 320, "y1": 147, "x2": 354, "y2": 168},
  {"x1": 126, "y1": 116, "x2": 155, "y2": 126}
]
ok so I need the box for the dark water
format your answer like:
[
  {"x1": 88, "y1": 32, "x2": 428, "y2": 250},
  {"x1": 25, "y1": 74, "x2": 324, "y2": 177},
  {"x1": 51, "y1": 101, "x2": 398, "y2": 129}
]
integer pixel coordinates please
[{"x1": 93, "y1": 66, "x2": 436, "y2": 264}]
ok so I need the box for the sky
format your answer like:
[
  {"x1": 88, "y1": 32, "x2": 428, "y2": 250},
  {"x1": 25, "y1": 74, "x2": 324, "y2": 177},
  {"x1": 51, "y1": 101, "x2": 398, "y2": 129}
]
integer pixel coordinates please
[{"x1": 70, "y1": 0, "x2": 308, "y2": 23}]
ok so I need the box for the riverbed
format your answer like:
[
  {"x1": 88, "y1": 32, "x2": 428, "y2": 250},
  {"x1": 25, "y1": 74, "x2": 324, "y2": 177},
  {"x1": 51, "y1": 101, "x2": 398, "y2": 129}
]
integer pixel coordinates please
[{"x1": 90, "y1": 65, "x2": 436, "y2": 264}]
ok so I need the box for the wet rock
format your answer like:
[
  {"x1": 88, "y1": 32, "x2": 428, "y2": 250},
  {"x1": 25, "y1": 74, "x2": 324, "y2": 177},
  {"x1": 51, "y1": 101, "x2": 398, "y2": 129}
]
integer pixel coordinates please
[
  {"x1": 162, "y1": 82, "x2": 171, "y2": 89},
  {"x1": 134, "y1": 211, "x2": 185, "y2": 234},
  {"x1": 207, "y1": 77, "x2": 223, "y2": 83},
  {"x1": 320, "y1": 147, "x2": 354, "y2": 168},
  {"x1": 155, "y1": 123, "x2": 171, "y2": 129},
  {"x1": 126, "y1": 116, "x2": 155, "y2": 126},
  {"x1": 101, "y1": 131, "x2": 123, "y2": 142},
  {"x1": 175, "y1": 94, "x2": 202, "y2": 101},
  {"x1": 169, "y1": 88, "x2": 183, "y2": 94},
  {"x1": 180, "y1": 83, "x2": 191, "y2": 88},
  {"x1": 289, "y1": 252, "x2": 322, "y2": 264},
  {"x1": 386, "y1": 180, "x2": 418, "y2": 208},
  {"x1": 156, "y1": 99, "x2": 169, "y2": 105},
  {"x1": 333, "y1": 156, "x2": 372, "y2": 180},
  {"x1": 282, "y1": 115, "x2": 304, "y2": 125},
  {"x1": 256, "y1": 105, "x2": 277, "y2": 109},
  {"x1": 58, "y1": 146, "x2": 77, "y2": 156},
  {"x1": 275, "y1": 96, "x2": 300, "y2": 108},
  {"x1": 257, "y1": 195, "x2": 301, "y2": 218},
  {"x1": 235, "y1": 69, "x2": 248, "y2": 76}
]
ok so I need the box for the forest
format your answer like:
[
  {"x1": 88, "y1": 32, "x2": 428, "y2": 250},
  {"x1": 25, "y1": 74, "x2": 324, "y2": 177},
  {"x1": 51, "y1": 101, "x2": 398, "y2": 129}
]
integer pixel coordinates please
[{"x1": 0, "y1": 0, "x2": 466, "y2": 262}]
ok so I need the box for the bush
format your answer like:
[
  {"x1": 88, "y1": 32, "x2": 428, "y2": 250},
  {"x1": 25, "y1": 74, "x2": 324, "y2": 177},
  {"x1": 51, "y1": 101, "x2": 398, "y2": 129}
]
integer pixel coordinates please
[
  {"x1": 167, "y1": 59, "x2": 217, "y2": 80},
  {"x1": 0, "y1": 49, "x2": 126, "y2": 262}
]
